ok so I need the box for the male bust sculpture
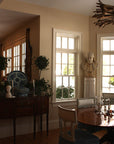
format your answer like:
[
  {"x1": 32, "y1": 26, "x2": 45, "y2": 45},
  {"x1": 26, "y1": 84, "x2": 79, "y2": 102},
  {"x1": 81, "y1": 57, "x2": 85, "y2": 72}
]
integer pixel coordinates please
[{"x1": 81, "y1": 52, "x2": 98, "y2": 78}]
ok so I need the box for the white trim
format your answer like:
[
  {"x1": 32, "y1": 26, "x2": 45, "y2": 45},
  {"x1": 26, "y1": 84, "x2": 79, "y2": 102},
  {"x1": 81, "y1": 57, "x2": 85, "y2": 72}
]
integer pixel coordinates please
[
  {"x1": 52, "y1": 28, "x2": 81, "y2": 103},
  {"x1": 97, "y1": 33, "x2": 114, "y2": 97}
]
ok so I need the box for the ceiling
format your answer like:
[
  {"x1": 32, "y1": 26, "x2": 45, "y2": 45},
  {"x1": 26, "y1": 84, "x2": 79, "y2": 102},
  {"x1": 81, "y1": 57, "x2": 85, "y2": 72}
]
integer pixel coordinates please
[
  {"x1": 18, "y1": 0, "x2": 114, "y2": 16},
  {"x1": 0, "y1": 0, "x2": 114, "y2": 40},
  {"x1": 0, "y1": 9, "x2": 37, "y2": 40}
]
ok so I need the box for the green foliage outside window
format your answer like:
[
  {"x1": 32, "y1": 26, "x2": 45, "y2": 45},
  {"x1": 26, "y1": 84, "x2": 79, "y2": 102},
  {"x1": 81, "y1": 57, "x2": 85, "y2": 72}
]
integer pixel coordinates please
[
  {"x1": 109, "y1": 77, "x2": 114, "y2": 86},
  {"x1": 56, "y1": 85, "x2": 74, "y2": 99}
]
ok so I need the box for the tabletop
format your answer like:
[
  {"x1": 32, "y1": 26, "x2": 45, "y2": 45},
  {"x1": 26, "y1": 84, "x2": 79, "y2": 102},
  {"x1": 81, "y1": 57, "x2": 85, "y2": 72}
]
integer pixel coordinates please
[{"x1": 77, "y1": 105, "x2": 114, "y2": 128}]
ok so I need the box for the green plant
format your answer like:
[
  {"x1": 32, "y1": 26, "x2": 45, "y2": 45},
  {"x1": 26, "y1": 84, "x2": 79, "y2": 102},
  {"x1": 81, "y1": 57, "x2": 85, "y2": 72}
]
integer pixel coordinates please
[
  {"x1": 35, "y1": 56, "x2": 49, "y2": 79},
  {"x1": 34, "y1": 56, "x2": 52, "y2": 97},
  {"x1": 109, "y1": 77, "x2": 114, "y2": 86},
  {"x1": 0, "y1": 56, "x2": 7, "y2": 71},
  {"x1": 56, "y1": 86, "x2": 74, "y2": 99},
  {"x1": 35, "y1": 78, "x2": 52, "y2": 96}
]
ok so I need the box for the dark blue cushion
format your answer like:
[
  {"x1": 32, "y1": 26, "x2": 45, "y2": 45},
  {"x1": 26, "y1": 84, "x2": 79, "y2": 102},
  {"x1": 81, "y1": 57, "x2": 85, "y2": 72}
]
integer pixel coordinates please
[
  {"x1": 78, "y1": 122, "x2": 106, "y2": 133},
  {"x1": 59, "y1": 128, "x2": 99, "y2": 144},
  {"x1": 75, "y1": 128, "x2": 99, "y2": 144}
]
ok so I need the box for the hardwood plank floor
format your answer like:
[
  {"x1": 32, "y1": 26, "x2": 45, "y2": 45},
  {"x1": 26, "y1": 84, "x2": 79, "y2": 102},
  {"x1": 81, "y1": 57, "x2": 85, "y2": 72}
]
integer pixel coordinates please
[{"x1": 0, "y1": 129, "x2": 59, "y2": 144}]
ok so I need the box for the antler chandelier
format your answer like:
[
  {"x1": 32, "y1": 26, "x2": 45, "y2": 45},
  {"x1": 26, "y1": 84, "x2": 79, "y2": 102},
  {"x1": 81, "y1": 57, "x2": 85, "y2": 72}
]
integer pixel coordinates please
[{"x1": 92, "y1": 0, "x2": 114, "y2": 27}]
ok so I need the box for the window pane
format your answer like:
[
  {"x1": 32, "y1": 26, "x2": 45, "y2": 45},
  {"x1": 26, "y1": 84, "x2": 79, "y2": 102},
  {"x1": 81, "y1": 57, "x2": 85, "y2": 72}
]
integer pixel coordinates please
[
  {"x1": 17, "y1": 56, "x2": 20, "y2": 66},
  {"x1": 63, "y1": 76, "x2": 68, "y2": 87},
  {"x1": 102, "y1": 88, "x2": 110, "y2": 93},
  {"x1": 22, "y1": 66, "x2": 25, "y2": 73},
  {"x1": 103, "y1": 66, "x2": 110, "y2": 76},
  {"x1": 15, "y1": 46, "x2": 18, "y2": 56},
  {"x1": 22, "y1": 55, "x2": 26, "y2": 65},
  {"x1": 109, "y1": 77, "x2": 114, "y2": 87},
  {"x1": 3, "y1": 70, "x2": 5, "y2": 76},
  {"x1": 111, "y1": 66, "x2": 114, "y2": 75},
  {"x1": 69, "y1": 65, "x2": 74, "y2": 75},
  {"x1": 63, "y1": 87, "x2": 68, "y2": 98},
  {"x1": 22, "y1": 43, "x2": 26, "y2": 54},
  {"x1": 7, "y1": 49, "x2": 12, "y2": 57},
  {"x1": 14, "y1": 57, "x2": 16, "y2": 66},
  {"x1": 111, "y1": 55, "x2": 114, "y2": 65},
  {"x1": 56, "y1": 37, "x2": 61, "y2": 48},
  {"x1": 56, "y1": 77, "x2": 62, "y2": 87},
  {"x1": 18, "y1": 45, "x2": 20, "y2": 55},
  {"x1": 56, "y1": 86, "x2": 62, "y2": 98},
  {"x1": 3, "y1": 51, "x2": 5, "y2": 57},
  {"x1": 56, "y1": 64, "x2": 61, "y2": 75},
  {"x1": 18, "y1": 67, "x2": 20, "y2": 70},
  {"x1": 7, "y1": 68, "x2": 11, "y2": 74},
  {"x1": 14, "y1": 47, "x2": 16, "y2": 56},
  {"x1": 62, "y1": 53, "x2": 67, "y2": 64},
  {"x1": 69, "y1": 38, "x2": 74, "y2": 49},
  {"x1": 109, "y1": 88, "x2": 114, "y2": 93},
  {"x1": 62, "y1": 37, "x2": 67, "y2": 49},
  {"x1": 62, "y1": 64, "x2": 67, "y2": 75},
  {"x1": 56, "y1": 53, "x2": 61, "y2": 63},
  {"x1": 70, "y1": 77, "x2": 75, "y2": 87},
  {"x1": 103, "y1": 87, "x2": 114, "y2": 93},
  {"x1": 70, "y1": 88, "x2": 75, "y2": 98},
  {"x1": 102, "y1": 77, "x2": 110, "y2": 88},
  {"x1": 7, "y1": 59, "x2": 11, "y2": 67},
  {"x1": 103, "y1": 40, "x2": 110, "y2": 51},
  {"x1": 103, "y1": 55, "x2": 109, "y2": 65},
  {"x1": 69, "y1": 54, "x2": 74, "y2": 64},
  {"x1": 111, "y1": 40, "x2": 114, "y2": 51}
]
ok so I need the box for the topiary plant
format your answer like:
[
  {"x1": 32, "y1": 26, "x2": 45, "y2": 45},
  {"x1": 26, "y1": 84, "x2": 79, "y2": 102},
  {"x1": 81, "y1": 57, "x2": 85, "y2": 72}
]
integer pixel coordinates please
[
  {"x1": 35, "y1": 56, "x2": 49, "y2": 79},
  {"x1": 34, "y1": 56, "x2": 52, "y2": 97}
]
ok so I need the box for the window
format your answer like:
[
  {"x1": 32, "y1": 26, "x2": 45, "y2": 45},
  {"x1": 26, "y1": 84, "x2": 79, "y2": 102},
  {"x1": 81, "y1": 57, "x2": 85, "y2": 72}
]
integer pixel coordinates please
[
  {"x1": 102, "y1": 38, "x2": 114, "y2": 93},
  {"x1": 2, "y1": 39, "x2": 26, "y2": 76},
  {"x1": 97, "y1": 35, "x2": 114, "y2": 96},
  {"x1": 53, "y1": 29, "x2": 81, "y2": 102}
]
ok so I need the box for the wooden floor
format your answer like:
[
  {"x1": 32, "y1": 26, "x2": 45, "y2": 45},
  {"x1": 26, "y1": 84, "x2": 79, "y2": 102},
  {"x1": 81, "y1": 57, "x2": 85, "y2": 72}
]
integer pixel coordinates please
[{"x1": 0, "y1": 129, "x2": 59, "y2": 144}]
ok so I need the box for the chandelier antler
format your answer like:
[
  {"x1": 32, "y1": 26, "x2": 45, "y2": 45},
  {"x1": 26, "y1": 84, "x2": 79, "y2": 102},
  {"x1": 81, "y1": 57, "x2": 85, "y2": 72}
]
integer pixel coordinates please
[{"x1": 92, "y1": 0, "x2": 114, "y2": 27}]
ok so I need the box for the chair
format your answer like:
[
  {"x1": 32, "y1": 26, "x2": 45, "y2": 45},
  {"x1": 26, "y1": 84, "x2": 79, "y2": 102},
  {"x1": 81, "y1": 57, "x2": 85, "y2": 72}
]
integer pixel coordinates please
[
  {"x1": 102, "y1": 93, "x2": 114, "y2": 105},
  {"x1": 58, "y1": 105, "x2": 99, "y2": 144},
  {"x1": 77, "y1": 97, "x2": 95, "y2": 109}
]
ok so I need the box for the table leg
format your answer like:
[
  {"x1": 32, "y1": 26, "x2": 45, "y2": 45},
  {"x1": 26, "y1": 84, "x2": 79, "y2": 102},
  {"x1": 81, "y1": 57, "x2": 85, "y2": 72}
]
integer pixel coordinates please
[
  {"x1": 33, "y1": 115, "x2": 36, "y2": 139},
  {"x1": 46, "y1": 114, "x2": 48, "y2": 136},
  {"x1": 40, "y1": 115, "x2": 42, "y2": 132},
  {"x1": 13, "y1": 118, "x2": 16, "y2": 144}
]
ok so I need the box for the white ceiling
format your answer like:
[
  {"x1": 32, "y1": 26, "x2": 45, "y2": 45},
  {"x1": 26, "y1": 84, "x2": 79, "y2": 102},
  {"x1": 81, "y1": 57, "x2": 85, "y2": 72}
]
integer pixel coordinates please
[
  {"x1": 0, "y1": 9, "x2": 37, "y2": 40},
  {"x1": 18, "y1": 0, "x2": 114, "y2": 16}
]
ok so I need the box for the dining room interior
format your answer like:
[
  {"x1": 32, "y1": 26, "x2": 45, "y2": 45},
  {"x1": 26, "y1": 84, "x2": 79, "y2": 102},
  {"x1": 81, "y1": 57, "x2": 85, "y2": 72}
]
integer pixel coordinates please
[{"x1": 0, "y1": 0, "x2": 114, "y2": 144}]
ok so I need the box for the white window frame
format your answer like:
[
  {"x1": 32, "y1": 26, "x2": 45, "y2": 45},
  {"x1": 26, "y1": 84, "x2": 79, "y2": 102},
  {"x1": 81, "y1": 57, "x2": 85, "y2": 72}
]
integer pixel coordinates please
[
  {"x1": 52, "y1": 29, "x2": 81, "y2": 103},
  {"x1": 97, "y1": 34, "x2": 114, "y2": 97}
]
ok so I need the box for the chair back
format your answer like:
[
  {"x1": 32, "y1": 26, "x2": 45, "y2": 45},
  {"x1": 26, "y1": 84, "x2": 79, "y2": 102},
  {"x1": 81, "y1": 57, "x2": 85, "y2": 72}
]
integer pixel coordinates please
[
  {"x1": 77, "y1": 98, "x2": 95, "y2": 108},
  {"x1": 103, "y1": 93, "x2": 114, "y2": 105},
  {"x1": 58, "y1": 105, "x2": 77, "y2": 142}
]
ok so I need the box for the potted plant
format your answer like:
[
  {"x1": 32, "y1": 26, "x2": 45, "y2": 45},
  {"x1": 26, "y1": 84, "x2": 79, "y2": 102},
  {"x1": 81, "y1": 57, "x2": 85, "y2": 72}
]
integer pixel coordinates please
[
  {"x1": 0, "y1": 56, "x2": 8, "y2": 95},
  {"x1": 0, "y1": 56, "x2": 7, "y2": 78},
  {"x1": 34, "y1": 56, "x2": 52, "y2": 96}
]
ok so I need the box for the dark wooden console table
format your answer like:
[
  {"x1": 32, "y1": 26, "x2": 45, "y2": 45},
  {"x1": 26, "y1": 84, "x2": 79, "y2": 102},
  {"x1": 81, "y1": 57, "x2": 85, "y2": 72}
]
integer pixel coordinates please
[{"x1": 0, "y1": 95, "x2": 49, "y2": 144}]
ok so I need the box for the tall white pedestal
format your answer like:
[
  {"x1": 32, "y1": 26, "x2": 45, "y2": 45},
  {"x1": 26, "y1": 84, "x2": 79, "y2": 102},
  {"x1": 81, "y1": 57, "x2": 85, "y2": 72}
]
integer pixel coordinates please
[{"x1": 84, "y1": 78, "x2": 96, "y2": 98}]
